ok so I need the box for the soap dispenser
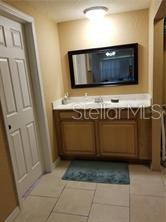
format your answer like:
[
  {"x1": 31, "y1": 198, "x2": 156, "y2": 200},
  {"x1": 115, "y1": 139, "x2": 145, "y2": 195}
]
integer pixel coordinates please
[{"x1": 62, "y1": 93, "x2": 68, "y2": 105}]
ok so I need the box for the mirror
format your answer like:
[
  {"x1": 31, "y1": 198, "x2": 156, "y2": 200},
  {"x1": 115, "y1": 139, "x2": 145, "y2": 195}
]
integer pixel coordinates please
[{"x1": 68, "y1": 43, "x2": 138, "y2": 88}]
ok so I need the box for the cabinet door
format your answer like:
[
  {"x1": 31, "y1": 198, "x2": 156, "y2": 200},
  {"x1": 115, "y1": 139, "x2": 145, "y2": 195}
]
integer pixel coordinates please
[
  {"x1": 61, "y1": 121, "x2": 96, "y2": 155},
  {"x1": 99, "y1": 121, "x2": 138, "y2": 158}
]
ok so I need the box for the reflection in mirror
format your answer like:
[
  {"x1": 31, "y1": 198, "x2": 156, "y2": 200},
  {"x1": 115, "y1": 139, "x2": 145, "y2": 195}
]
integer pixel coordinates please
[{"x1": 68, "y1": 44, "x2": 138, "y2": 88}]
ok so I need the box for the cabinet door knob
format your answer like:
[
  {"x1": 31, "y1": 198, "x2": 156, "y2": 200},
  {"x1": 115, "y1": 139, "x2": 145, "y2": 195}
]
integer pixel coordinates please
[{"x1": 8, "y1": 125, "x2": 11, "y2": 130}]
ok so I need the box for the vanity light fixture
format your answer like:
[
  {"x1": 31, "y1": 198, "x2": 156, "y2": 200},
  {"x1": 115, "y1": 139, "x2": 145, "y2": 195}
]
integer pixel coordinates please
[
  {"x1": 83, "y1": 6, "x2": 108, "y2": 21},
  {"x1": 106, "y1": 51, "x2": 116, "y2": 57}
]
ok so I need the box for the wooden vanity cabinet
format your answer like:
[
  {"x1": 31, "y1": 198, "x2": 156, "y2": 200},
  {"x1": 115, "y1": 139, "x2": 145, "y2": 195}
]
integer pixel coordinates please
[{"x1": 54, "y1": 109, "x2": 151, "y2": 161}]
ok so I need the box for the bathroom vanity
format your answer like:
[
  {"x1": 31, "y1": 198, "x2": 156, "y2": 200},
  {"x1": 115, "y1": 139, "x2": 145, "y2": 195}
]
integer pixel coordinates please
[{"x1": 53, "y1": 94, "x2": 152, "y2": 162}]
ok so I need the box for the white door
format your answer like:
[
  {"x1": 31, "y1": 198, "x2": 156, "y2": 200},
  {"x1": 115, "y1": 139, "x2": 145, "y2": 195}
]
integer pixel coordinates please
[{"x1": 0, "y1": 16, "x2": 42, "y2": 196}]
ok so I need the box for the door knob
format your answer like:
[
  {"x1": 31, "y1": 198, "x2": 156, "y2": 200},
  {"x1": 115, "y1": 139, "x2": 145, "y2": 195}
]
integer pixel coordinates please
[{"x1": 8, "y1": 125, "x2": 11, "y2": 130}]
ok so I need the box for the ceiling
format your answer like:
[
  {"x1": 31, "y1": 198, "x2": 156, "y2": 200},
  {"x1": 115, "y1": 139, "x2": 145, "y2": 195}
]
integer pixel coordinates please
[{"x1": 10, "y1": 0, "x2": 151, "y2": 22}]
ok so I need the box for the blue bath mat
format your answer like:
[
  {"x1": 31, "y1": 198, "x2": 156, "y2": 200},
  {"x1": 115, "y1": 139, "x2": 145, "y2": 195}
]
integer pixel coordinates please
[{"x1": 62, "y1": 160, "x2": 130, "y2": 184}]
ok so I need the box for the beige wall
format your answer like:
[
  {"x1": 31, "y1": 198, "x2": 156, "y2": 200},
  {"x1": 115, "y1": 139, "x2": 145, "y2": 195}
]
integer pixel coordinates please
[
  {"x1": 148, "y1": 0, "x2": 162, "y2": 96},
  {"x1": 0, "y1": 105, "x2": 18, "y2": 221},
  {"x1": 164, "y1": 33, "x2": 166, "y2": 102},
  {"x1": 58, "y1": 9, "x2": 149, "y2": 96},
  {"x1": 153, "y1": 19, "x2": 164, "y2": 105},
  {"x1": 149, "y1": 0, "x2": 164, "y2": 170},
  {"x1": 5, "y1": 1, "x2": 64, "y2": 161},
  {"x1": 151, "y1": 19, "x2": 164, "y2": 170}
]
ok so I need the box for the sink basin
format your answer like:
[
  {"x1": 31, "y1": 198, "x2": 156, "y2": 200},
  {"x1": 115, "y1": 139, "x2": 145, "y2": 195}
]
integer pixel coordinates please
[{"x1": 63, "y1": 101, "x2": 118, "y2": 106}]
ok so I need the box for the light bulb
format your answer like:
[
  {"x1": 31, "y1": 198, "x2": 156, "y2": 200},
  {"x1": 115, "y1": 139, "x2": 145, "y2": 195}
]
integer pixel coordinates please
[{"x1": 84, "y1": 6, "x2": 108, "y2": 22}]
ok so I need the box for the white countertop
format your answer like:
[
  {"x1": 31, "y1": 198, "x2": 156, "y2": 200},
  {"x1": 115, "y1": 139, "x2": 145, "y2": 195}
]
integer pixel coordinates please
[{"x1": 52, "y1": 94, "x2": 151, "y2": 110}]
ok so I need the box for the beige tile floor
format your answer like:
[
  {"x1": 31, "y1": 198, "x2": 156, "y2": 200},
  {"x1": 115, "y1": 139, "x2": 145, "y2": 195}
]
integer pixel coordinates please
[{"x1": 14, "y1": 161, "x2": 166, "y2": 222}]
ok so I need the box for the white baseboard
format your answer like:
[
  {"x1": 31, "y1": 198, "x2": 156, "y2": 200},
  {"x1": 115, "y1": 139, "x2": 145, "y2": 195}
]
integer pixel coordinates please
[
  {"x1": 5, "y1": 206, "x2": 20, "y2": 222},
  {"x1": 52, "y1": 157, "x2": 61, "y2": 170}
]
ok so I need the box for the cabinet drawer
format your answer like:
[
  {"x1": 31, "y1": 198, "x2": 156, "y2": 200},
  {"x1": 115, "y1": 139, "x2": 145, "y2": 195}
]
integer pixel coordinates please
[
  {"x1": 57, "y1": 109, "x2": 138, "y2": 120},
  {"x1": 119, "y1": 110, "x2": 138, "y2": 119},
  {"x1": 59, "y1": 111, "x2": 82, "y2": 120},
  {"x1": 97, "y1": 109, "x2": 138, "y2": 120}
]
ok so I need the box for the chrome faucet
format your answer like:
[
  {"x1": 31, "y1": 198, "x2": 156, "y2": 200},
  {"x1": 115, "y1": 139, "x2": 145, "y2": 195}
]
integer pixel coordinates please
[
  {"x1": 84, "y1": 92, "x2": 88, "y2": 101},
  {"x1": 94, "y1": 96, "x2": 103, "y2": 103}
]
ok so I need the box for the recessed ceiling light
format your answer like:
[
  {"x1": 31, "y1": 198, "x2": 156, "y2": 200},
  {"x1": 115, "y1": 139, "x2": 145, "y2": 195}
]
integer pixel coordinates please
[{"x1": 83, "y1": 6, "x2": 108, "y2": 21}]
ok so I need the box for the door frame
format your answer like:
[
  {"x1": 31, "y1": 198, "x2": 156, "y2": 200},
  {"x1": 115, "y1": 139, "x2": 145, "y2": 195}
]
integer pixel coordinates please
[{"x1": 0, "y1": 1, "x2": 52, "y2": 206}]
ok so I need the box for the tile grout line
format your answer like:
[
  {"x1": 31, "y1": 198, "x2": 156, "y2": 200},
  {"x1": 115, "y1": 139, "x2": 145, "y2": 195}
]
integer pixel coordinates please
[
  {"x1": 129, "y1": 193, "x2": 166, "y2": 198},
  {"x1": 129, "y1": 168, "x2": 131, "y2": 222},
  {"x1": 44, "y1": 178, "x2": 68, "y2": 222},
  {"x1": 161, "y1": 169, "x2": 166, "y2": 187},
  {"x1": 46, "y1": 210, "x2": 88, "y2": 218},
  {"x1": 93, "y1": 201, "x2": 130, "y2": 208},
  {"x1": 30, "y1": 194, "x2": 60, "y2": 199},
  {"x1": 15, "y1": 165, "x2": 69, "y2": 222},
  {"x1": 23, "y1": 175, "x2": 43, "y2": 199},
  {"x1": 52, "y1": 185, "x2": 97, "y2": 219},
  {"x1": 50, "y1": 210, "x2": 90, "y2": 218},
  {"x1": 129, "y1": 166, "x2": 166, "y2": 222},
  {"x1": 87, "y1": 183, "x2": 97, "y2": 220},
  {"x1": 65, "y1": 185, "x2": 97, "y2": 192},
  {"x1": 47, "y1": 211, "x2": 88, "y2": 221}
]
